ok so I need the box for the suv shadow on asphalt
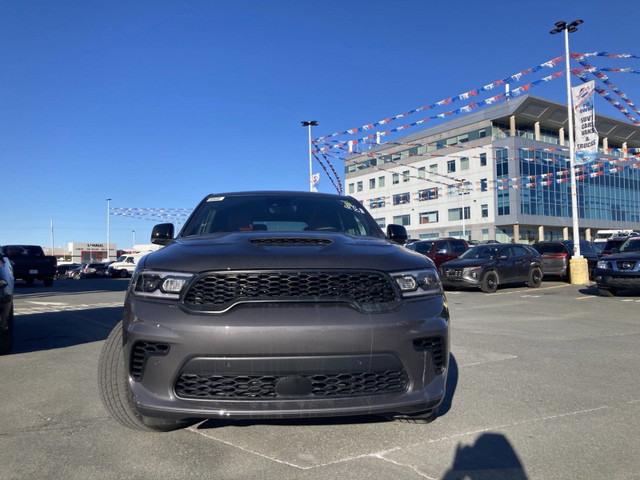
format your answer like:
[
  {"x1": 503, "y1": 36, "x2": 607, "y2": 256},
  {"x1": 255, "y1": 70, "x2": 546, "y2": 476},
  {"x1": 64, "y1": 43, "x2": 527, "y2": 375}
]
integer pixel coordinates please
[
  {"x1": 10, "y1": 306, "x2": 123, "y2": 354},
  {"x1": 194, "y1": 354, "x2": 459, "y2": 429},
  {"x1": 13, "y1": 278, "x2": 129, "y2": 297}
]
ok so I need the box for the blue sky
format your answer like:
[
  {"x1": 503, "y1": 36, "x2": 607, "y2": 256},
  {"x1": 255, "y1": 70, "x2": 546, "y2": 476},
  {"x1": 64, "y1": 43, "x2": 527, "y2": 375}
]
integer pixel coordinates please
[{"x1": 2, "y1": 0, "x2": 639, "y2": 251}]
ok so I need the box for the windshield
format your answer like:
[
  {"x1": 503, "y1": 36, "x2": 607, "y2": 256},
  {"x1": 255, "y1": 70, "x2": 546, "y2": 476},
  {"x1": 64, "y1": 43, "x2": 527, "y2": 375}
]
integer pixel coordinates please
[
  {"x1": 180, "y1": 193, "x2": 385, "y2": 238},
  {"x1": 619, "y1": 238, "x2": 640, "y2": 253},
  {"x1": 459, "y1": 245, "x2": 501, "y2": 260}
]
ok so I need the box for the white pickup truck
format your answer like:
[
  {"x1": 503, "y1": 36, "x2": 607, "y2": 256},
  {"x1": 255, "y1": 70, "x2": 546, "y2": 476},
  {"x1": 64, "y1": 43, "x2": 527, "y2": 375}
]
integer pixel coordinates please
[{"x1": 107, "y1": 253, "x2": 147, "y2": 278}]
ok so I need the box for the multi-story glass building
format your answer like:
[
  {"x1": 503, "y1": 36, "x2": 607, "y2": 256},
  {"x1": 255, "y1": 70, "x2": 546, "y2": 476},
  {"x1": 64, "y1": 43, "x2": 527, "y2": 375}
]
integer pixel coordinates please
[{"x1": 344, "y1": 95, "x2": 640, "y2": 243}]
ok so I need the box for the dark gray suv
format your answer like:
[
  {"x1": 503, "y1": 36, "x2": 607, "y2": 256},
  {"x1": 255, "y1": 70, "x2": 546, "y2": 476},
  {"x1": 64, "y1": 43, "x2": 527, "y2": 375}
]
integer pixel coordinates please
[{"x1": 98, "y1": 191, "x2": 450, "y2": 431}]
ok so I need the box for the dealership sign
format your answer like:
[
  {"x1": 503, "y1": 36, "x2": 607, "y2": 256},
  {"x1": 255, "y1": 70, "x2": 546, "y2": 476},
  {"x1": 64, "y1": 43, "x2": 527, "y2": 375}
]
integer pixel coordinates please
[{"x1": 572, "y1": 80, "x2": 598, "y2": 165}]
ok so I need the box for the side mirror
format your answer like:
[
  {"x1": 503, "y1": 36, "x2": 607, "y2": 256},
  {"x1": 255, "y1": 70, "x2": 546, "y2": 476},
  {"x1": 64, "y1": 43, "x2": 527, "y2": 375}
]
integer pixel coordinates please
[
  {"x1": 386, "y1": 224, "x2": 408, "y2": 245},
  {"x1": 151, "y1": 223, "x2": 175, "y2": 246}
]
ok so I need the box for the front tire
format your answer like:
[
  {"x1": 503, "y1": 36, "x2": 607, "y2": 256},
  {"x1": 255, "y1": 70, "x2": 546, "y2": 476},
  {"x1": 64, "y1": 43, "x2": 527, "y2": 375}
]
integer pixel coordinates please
[
  {"x1": 97, "y1": 321, "x2": 189, "y2": 432},
  {"x1": 118, "y1": 269, "x2": 129, "y2": 278},
  {"x1": 527, "y1": 267, "x2": 542, "y2": 288},
  {"x1": 480, "y1": 271, "x2": 498, "y2": 293}
]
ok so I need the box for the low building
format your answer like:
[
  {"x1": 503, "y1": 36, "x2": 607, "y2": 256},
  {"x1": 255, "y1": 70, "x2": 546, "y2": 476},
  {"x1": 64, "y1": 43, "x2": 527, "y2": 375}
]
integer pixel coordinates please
[{"x1": 345, "y1": 94, "x2": 640, "y2": 243}]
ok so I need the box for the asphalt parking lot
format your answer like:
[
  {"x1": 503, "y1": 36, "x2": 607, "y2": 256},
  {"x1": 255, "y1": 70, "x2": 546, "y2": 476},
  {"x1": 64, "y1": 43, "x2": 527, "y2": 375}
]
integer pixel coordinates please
[{"x1": 2, "y1": 278, "x2": 640, "y2": 480}]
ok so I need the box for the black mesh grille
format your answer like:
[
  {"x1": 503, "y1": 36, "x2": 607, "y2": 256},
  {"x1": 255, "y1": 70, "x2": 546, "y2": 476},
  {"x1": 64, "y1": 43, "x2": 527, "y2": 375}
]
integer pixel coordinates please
[
  {"x1": 615, "y1": 260, "x2": 638, "y2": 270},
  {"x1": 174, "y1": 370, "x2": 408, "y2": 399},
  {"x1": 183, "y1": 270, "x2": 399, "y2": 312},
  {"x1": 441, "y1": 268, "x2": 463, "y2": 279},
  {"x1": 413, "y1": 336, "x2": 447, "y2": 374},
  {"x1": 130, "y1": 341, "x2": 170, "y2": 381},
  {"x1": 250, "y1": 237, "x2": 333, "y2": 246}
]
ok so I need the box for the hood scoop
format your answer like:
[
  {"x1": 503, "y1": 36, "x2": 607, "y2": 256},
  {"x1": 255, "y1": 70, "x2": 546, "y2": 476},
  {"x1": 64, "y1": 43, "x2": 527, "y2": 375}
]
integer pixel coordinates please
[{"x1": 250, "y1": 237, "x2": 333, "y2": 247}]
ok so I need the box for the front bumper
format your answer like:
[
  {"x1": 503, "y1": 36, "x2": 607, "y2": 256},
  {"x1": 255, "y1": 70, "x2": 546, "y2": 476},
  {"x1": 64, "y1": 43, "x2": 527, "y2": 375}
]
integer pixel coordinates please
[
  {"x1": 595, "y1": 270, "x2": 640, "y2": 290},
  {"x1": 123, "y1": 296, "x2": 449, "y2": 421}
]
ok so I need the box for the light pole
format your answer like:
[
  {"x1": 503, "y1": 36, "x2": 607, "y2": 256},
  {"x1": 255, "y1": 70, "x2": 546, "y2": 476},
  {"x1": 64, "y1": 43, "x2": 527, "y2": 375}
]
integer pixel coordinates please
[
  {"x1": 301, "y1": 120, "x2": 318, "y2": 192},
  {"x1": 106, "y1": 198, "x2": 112, "y2": 261},
  {"x1": 550, "y1": 20, "x2": 589, "y2": 284},
  {"x1": 132, "y1": 230, "x2": 135, "y2": 251}
]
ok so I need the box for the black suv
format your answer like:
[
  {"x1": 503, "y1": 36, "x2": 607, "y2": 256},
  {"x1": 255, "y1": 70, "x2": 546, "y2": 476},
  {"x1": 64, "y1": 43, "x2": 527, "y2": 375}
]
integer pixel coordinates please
[
  {"x1": 439, "y1": 243, "x2": 543, "y2": 293},
  {"x1": 98, "y1": 191, "x2": 450, "y2": 431},
  {"x1": 594, "y1": 236, "x2": 640, "y2": 296},
  {"x1": 406, "y1": 238, "x2": 469, "y2": 268}
]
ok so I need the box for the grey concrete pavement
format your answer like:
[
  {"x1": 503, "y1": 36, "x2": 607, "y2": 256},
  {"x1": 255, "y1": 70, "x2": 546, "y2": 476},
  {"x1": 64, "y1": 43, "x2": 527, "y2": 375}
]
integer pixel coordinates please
[{"x1": 1, "y1": 278, "x2": 639, "y2": 479}]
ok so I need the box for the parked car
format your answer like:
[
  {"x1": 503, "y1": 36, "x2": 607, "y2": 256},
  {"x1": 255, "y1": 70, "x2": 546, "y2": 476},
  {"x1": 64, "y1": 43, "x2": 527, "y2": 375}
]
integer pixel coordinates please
[
  {"x1": 405, "y1": 238, "x2": 469, "y2": 268},
  {"x1": 594, "y1": 236, "x2": 640, "y2": 296},
  {"x1": 98, "y1": 191, "x2": 450, "y2": 431},
  {"x1": 439, "y1": 243, "x2": 543, "y2": 293},
  {"x1": 0, "y1": 250, "x2": 15, "y2": 355},
  {"x1": 55, "y1": 262, "x2": 80, "y2": 279},
  {"x1": 532, "y1": 240, "x2": 599, "y2": 281},
  {"x1": 74, "y1": 262, "x2": 109, "y2": 279},
  {"x1": 600, "y1": 236, "x2": 629, "y2": 257}
]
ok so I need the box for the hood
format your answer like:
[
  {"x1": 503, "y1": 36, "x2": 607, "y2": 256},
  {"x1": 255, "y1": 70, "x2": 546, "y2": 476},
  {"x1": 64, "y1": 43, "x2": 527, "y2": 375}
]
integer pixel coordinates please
[
  {"x1": 599, "y1": 251, "x2": 640, "y2": 262},
  {"x1": 440, "y1": 257, "x2": 494, "y2": 269},
  {"x1": 140, "y1": 232, "x2": 433, "y2": 273}
]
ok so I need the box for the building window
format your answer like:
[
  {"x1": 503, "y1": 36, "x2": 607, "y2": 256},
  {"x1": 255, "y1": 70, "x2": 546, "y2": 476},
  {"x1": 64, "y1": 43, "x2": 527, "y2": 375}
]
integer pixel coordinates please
[
  {"x1": 374, "y1": 218, "x2": 386, "y2": 228},
  {"x1": 419, "y1": 211, "x2": 439, "y2": 224},
  {"x1": 418, "y1": 188, "x2": 438, "y2": 201},
  {"x1": 480, "y1": 178, "x2": 488, "y2": 192},
  {"x1": 379, "y1": 176, "x2": 385, "y2": 187},
  {"x1": 392, "y1": 173, "x2": 399, "y2": 184},
  {"x1": 402, "y1": 170, "x2": 410, "y2": 182},
  {"x1": 357, "y1": 181, "x2": 363, "y2": 192},
  {"x1": 393, "y1": 193, "x2": 410, "y2": 205},
  {"x1": 496, "y1": 147, "x2": 510, "y2": 215},
  {"x1": 447, "y1": 160, "x2": 456, "y2": 173},
  {"x1": 460, "y1": 157, "x2": 469, "y2": 171},
  {"x1": 448, "y1": 207, "x2": 471, "y2": 221},
  {"x1": 348, "y1": 183, "x2": 355, "y2": 194},
  {"x1": 369, "y1": 178, "x2": 376, "y2": 189},
  {"x1": 393, "y1": 214, "x2": 410, "y2": 226},
  {"x1": 429, "y1": 164, "x2": 438, "y2": 175},
  {"x1": 480, "y1": 152, "x2": 487, "y2": 167},
  {"x1": 370, "y1": 197, "x2": 385, "y2": 209},
  {"x1": 418, "y1": 167, "x2": 426, "y2": 179},
  {"x1": 481, "y1": 204, "x2": 489, "y2": 218}
]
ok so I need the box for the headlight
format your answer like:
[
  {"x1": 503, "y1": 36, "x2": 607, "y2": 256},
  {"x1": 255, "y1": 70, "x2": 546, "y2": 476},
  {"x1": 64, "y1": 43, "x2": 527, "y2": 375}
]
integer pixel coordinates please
[
  {"x1": 596, "y1": 260, "x2": 609, "y2": 269},
  {"x1": 391, "y1": 268, "x2": 442, "y2": 298},
  {"x1": 132, "y1": 271, "x2": 194, "y2": 299},
  {"x1": 464, "y1": 266, "x2": 483, "y2": 279}
]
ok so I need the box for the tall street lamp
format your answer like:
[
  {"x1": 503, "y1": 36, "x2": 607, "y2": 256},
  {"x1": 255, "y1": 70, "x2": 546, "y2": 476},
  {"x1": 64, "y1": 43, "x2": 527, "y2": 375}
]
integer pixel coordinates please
[
  {"x1": 550, "y1": 20, "x2": 589, "y2": 284},
  {"x1": 301, "y1": 120, "x2": 318, "y2": 192},
  {"x1": 106, "y1": 198, "x2": 112, "y2": 261}
]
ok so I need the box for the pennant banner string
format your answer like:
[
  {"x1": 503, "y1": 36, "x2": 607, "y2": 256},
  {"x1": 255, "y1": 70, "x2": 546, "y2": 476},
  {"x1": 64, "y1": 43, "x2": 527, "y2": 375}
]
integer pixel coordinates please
[{"x1": 313, "y1": 56, "x2": 564, "y2": 146}]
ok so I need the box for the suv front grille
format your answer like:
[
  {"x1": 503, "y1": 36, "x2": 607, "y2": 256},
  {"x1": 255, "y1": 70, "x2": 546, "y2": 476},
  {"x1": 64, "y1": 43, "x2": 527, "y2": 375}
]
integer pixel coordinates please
[
  {"x1": 174, "y1": 370, "x2": 408, "y2": 399},
  {"x1": 441, "y1": 268, "x2": 463, "y2": 279},
  {"x1": 183, "y1": 270, "x2": 399, "y2": 312}
]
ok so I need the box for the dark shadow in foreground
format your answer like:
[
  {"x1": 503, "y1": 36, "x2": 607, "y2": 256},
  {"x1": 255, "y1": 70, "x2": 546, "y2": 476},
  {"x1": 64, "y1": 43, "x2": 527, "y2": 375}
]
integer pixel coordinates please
[
  {"x1": 441, "y1": 433, "x2": 528, "y2": 480},
  {"x1": 10, "y1": 306, "x2": 122, "y2": 354}
]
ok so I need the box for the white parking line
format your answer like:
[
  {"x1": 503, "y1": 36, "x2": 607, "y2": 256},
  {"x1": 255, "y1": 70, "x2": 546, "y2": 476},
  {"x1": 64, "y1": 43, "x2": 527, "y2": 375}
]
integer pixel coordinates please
[{"x1": 15, "y1": 301, "x2": 123, "y2": 315}]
